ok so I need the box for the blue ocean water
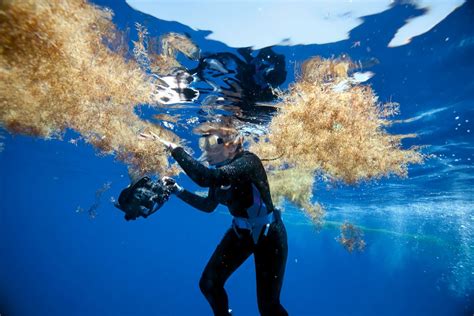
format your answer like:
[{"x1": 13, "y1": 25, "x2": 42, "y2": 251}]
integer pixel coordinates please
[{"x1": 1, "y1": 1, "x2": 473, "y2": 315}]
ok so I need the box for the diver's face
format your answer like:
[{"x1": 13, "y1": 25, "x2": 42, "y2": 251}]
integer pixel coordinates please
[{"x1": 199, "y1": 134, "x2": 237, "y2": 166}]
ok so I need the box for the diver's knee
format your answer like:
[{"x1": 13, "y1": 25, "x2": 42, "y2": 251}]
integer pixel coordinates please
[
  {"x1": 199, "y1": 274, "x2": 217, "y2": 295},
  {"x1": 258, "y1": 300, "x2": 288, "y2": 316}
]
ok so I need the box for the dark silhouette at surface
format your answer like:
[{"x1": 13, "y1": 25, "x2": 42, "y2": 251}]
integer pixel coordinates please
[{"x1": 191, "y1": 47, "x2": 287, "y2": 120}]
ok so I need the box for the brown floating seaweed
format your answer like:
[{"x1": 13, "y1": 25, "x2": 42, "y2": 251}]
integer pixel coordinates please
[
  {"x1": 0, "y1": 0, "x2": 180, "y2": 175},
  {"x1": 337, "y1": 222, "x2": 366, "y2": 252},
  {"x1": 267, "y1": 168, "x2": 325, "y2": 227},
  {"x1": 153, "y1": 114, "x2": 181, "y2": 123},
  {"x1": 250, "y1": 57, "x2": 425, "y2": 224},
  {"x1": 148, "y1": 32, "x2": 200, "y2": 76}
]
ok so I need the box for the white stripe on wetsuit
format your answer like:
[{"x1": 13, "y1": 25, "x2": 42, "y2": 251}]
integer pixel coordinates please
[{"x1": 232, "y1": 184, "x2": 274, "y2": 243}]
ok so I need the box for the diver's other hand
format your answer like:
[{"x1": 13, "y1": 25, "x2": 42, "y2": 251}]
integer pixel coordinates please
[
  {"x1": 162, "y1": 176, "x2": 184, "y2": 194},
  {"x1": 139, "y1": 132, "x2": 178, "y2": 150}
]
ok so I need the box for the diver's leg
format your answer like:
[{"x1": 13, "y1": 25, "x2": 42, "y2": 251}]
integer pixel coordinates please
[
  {"x1": 200, "y1": 228, "x2": 253, "y2": 316},
  {"x1": 254, "y1": 220, "x2": 289, "y2": 316}
]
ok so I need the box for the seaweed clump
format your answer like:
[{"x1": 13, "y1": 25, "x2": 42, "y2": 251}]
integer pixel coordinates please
[
  {"x1": 266, "y1": 168, "x2": 324, "y2": 227},
  {"x1": 337, "y1": 222, "x2": 366, "y2": 253},
  {"x1": 132, "y1": 23, "x2": 199, "y2": 76},
  {"x1": 0, "y1": 0, "x2": 180, "y2": 175},
  {"x1": 250, "y1": 57, "x2": 425, "y2": 224},
  {"x1": 149, "y1": 33, "x2": 200, "y2": 76}
]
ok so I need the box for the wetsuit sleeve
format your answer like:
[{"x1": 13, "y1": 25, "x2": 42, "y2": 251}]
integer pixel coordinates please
[
  {"x1": 171, "y1": 147, "x2": 279, "y2": 217},
  {"x1": 176, "y1": 187, "x2": 218, "y2": 213},
  {"x1": 171, "y1": 147, "x2": 251, "y2": 187}
]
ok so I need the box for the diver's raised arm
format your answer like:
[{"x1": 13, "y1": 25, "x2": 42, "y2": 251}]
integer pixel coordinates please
[
  {"x1": 137, "y1": 132, "x2": 220, "y2": 186},
  {"x1": 171, "y1": 147, "x2": 254, "y2": 187},
  {"x1": 171, "y1": 147, "x2": 215, "y2": 186},
  {"x1": 139, "y1": 132, "x2": 178, "y2": 150}
]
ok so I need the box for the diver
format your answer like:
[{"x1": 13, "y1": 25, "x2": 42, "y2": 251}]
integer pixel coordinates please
[
  {"x1": 114, "y1": 176, "x2": 171, "y2": 221},
  {"x1": 140, "y1": 122, "x2": 289, "y2": 316}
]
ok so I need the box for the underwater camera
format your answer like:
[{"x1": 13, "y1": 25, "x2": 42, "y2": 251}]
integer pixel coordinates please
[{"x1": 114, "y1": 176, "x2": 171, "y2": 221}]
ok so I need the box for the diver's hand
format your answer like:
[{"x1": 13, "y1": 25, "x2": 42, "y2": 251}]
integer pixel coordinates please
[
  {"x1": 162, "y1": 176, "x2": 184, "y2": 194},
  {"x1": 139, "y1": 131, "x2": 178, "y2": 150}
]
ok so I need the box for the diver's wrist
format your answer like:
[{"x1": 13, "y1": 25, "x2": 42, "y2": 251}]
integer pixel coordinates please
[{"x1": 174, "y1": 185, "x2": 184, "y2": 194}]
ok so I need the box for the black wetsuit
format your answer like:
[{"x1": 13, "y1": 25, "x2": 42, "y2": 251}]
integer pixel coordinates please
[{"x1": 171, "y1": 147, "x2": 288, "y2": 316}]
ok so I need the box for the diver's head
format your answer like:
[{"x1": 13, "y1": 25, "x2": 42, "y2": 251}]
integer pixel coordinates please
[
  {"x1": 198, "y1": 133, "x2": 243, "y2": 165},
  {"x1": 194, "y1": 118, "x2": 243, "y2": 166}
]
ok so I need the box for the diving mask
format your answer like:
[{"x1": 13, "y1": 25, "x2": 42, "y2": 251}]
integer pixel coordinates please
[{"x1": 199, "y1": 134, "x2": 225, "y2": 150}]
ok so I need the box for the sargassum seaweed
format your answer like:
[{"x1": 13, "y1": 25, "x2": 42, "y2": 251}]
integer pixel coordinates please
[
  {"x1": 0, "y1": 0, "x2": 184, "y2": 176},
  {"x1": 250, "y1": 57, "x2": 425, "y2": 224}
]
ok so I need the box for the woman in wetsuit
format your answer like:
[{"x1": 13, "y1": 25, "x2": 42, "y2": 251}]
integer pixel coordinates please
[{"x1": 140, "y1": 123, "x2": 288, "y2": 316}]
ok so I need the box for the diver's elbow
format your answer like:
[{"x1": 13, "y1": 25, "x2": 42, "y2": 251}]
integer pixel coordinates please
[
  {"x1": 193, "y1": 176, "x2": 212, "y2": 188},
  {"x1": 203, "y1": 203, "x2": 218, "y2": 213}
]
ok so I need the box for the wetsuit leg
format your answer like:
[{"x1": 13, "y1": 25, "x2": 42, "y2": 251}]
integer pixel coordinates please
[
  {"x1": 254, "y1": 220, "x2": 289, "y2": 316},
  {"x1": 200, "y1": 228, "x2": 253, "y2": 316}
]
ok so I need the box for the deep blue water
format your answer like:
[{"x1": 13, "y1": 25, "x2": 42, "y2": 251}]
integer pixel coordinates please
[{"x1": 1, "y1": 1, "x2": 473, "y2": 315}]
